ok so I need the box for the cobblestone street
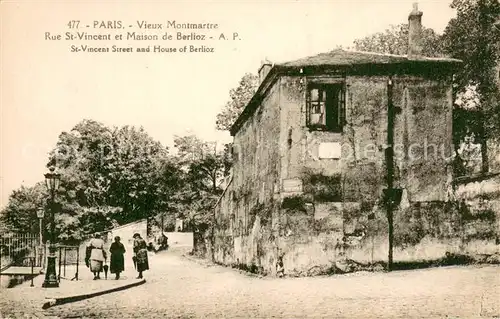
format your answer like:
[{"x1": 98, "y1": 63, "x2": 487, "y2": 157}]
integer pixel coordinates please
[{"x1": 1, "y1": 252, "x2": 499, "y2": 318}]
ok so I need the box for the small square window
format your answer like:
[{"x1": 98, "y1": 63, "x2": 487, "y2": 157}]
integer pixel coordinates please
[{"x1": 306, "y1": 83, "x2": 345, "y2": 132}]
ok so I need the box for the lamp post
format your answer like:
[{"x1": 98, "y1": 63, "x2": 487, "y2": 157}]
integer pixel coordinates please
[
  {"x1": 36, "y1": 209, "x2": 44, "y2": 268},
  {"x1": 36, "y1": 209, "x2": 44, "y2": 246},
  {"x1": 42, "y1": 166, "x2": 61, "y2": 288}
]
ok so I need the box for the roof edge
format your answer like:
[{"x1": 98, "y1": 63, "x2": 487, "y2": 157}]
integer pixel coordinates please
[
  {"x1": 229, "y1": 56, "x2": 463, "y2": 137},
  {"x1": 230, "y1": 65, "x2": 282, "y2": 136},
  {"x1": 344, "y1": 49, "x2": 463, "y2": 63}
]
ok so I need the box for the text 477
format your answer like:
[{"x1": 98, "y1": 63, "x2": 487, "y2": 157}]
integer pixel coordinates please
[{"x1": 68, "y1": 20, "x2": 80, "y2": 29}]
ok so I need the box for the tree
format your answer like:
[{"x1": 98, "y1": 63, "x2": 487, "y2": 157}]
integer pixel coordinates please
[
  {"x1": 215, "y1": 73, "x2": 259, "y2": 131},
  {"x1": 1, "y1": 121, "x2": 228, "y2": 242},
  {"x1": 173, "y1": 135, "x2": 226, "y2": 192},
  {"x1": 442, "y1": 0, "x2": 500, "y2": 172},
  {"x1": 221, "y1": 143, "x2": 233, "y2": 177},
  {"x1": 47, "y1": 119, "x2": 120, "y2": 240},
  {"x1": 43, "y1": 120, "x2": 173, "y2": 240},
  {"x1": 353, "y1": 23, "x2": 444, "y2": 57},
  {"x1": 105, "y1": 125, "x2": 169, "y2": 223},
  {"x1": 173, "y1": 134, "x2": 213, "y2": 163},
  {"x1": 171, "y1": 134, "x2": 227, "y2": 232},
  {"x1": 147, "y1": 156, "x2": 185, "y2": 232},
  {"x1": 0, "y1": 183, "x2": 48, "y2": 234},
  {"x1": 52, "y1": 120, "x2": 115, "y2": 210}
]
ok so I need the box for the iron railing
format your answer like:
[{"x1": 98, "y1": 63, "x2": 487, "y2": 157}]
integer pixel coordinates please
[
  {"x1": 0, "y1": 233, "x2": 43, "y2": 271},
  {"x1": 57, "y1": 245, "x2": 80, "y2": 281}
]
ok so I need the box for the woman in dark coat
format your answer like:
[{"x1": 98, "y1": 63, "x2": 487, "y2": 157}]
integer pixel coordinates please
[
  {"x1": 109, "y1": 236, "x2": 126, "y2": 280},
  {"x1": 132, "y1": 233, "x2": 149, "y2": 279}
]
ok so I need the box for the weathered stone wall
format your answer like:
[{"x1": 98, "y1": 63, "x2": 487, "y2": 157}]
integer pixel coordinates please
[
  {"x1": 274, "y1": 75, "x2": 401, "y2": 274},
  {"x1": 211, "y1": 71, "x2": 499, "y2": 277},
  {"x1": 211, "y1": 79, "x2": 282, "y2": 274},
  {"x1": 393, "y1": 199, "x2": 500, "y2": 262},
  {"x1": 192, "y1": 231, "x2": 207, "y2": 258},
  {"x1": 454, "y1": 175, "x2": 500, "y2": 256},
  {"x1": 390, "y1": 174, "x2": 500, "y2": 263},
  {"x1": 275, "y1": 201, "x2": 390, "y2": 276},
  {"x1": 274, "y1": 73, "x2": 468, "y2": 274},
  {"x1": 278, "y1": 76, "x2": 389, "y2": 200},
  {"x1": 487, "y1": 139, "x2": 500, "y2": 173},
  {"x1": 393, "y1": 76, "x2": 453, "y2": 202}
]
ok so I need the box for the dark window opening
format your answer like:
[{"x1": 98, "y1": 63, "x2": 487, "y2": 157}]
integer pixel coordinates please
[{"x1": 306, "y1": 83, "x2": 345, "y2": 132}]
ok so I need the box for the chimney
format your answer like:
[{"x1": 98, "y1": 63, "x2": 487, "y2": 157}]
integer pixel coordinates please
[
  {"x1": 258, "y1": 58, "x2": 272, "y2": 84},
  {"x1": 408, "y1": 3, "x2": 423, "y2": 58}
]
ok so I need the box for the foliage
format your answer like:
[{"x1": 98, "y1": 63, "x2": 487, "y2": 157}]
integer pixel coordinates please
[
  {"x1": 222, "y1": 143, "x2": 233, "y2": 177},
  {"x1": 455, "y1": 84, "x2": 482, "y2": 111},
  {"x1": 442, "y1": 0, "x2": 500, "y2": 170},
  {"x1": 104, "y1": 125, "x2": 170, "y2": 223},
  {"x1": 0, "y1": 183, "x2": 48, "y2": 235},
  {"x1": 215, "y1": 73, "x2": 259, "y2": 131},
  {"x1": 442, "y1": 0, "x2": 500, "y2": 100},
  {"x1": 171, "y1": 135, "x2": 227, "y2": 231},
  {"x1": 352, "y1": 3, "x2": 500, "y2": 172},
  {"x1": 353, "y1": 23, "x2": 444, "y2": 57},
  {"x1": 454, "y1": 133, "x2": 483, "y2": 176},
  {"x1": 174, "y1": 135, "x2": 224, "y2": 190},
  {"x1": 173, "y1": 134, "x2": 212, "y2": 163},
  {"x1": 302, "y1": 171, "x2": 343, "y2": 202},
  {"x1": 281, "y1": 196, "x2": 307, "y2": 212},
  {"x1": 46, "y1": 120, "x2": 173, "y2": 236},
  {"x1": 1, "y1": 119, "x2": 227, "y2": 243}
]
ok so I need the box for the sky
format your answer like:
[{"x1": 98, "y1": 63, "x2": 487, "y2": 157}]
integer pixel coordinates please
[{"x1": 0, "y1": 0, "x2": 456, "y2": 209}]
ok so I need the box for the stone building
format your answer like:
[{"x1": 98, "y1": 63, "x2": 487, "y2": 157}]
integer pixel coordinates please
[{"x1": 209, "y1": 5, "x2": 499, "y2": 276}]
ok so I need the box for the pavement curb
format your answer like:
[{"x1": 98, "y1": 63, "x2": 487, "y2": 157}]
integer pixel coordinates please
[
  {"x1": 41, "y1": 279, "x2": 146, "y2": 309},
  {"x1": 182, "y1": 254, "x2": 264, "y2": 278}
]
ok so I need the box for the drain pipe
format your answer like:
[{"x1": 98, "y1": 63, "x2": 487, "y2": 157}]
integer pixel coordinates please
[{"x1": 385, "y1": 76, "x2": 395, "y2": 271}]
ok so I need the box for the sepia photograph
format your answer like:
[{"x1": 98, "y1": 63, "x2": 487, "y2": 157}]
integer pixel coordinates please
[{"x1": 1, "y1": 0, "x2": 499, "y2": 318}]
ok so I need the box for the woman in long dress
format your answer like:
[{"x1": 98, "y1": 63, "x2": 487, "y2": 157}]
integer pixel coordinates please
[
  {"x1": 132, "y1": 233, "x2": 149, "y2": 279},
  {"x1": 109, "y1": 236, "x2": 126, "y2": 280},
  {"x1": 87, "y1": 233, "x2": 106, "y2": 280}
]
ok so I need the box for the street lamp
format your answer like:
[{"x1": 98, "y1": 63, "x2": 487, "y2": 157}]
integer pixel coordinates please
[
  {"x1": 36, "y1": 209, "x2": 44, "y2": 268},
  {"x1": 42, "y1": 166, "x2": 61, "y2": 288},
  {"x1": 36, "y1": 209, "x2": 44, "y2": 246}
]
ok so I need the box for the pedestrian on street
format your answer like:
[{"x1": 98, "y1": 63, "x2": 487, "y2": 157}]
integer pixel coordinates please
[
  {"x1": 132, "y1": 233, "x2": 149, "y2": 279},
  {"x1": 109, "y1": 236, "x2": 126, "y2": 280},
  {"x1": 86, "y1": 233, "x2": 107, "y2": 280}
]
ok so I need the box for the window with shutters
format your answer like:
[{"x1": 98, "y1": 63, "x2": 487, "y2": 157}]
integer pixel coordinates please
[{"x1": 306, "y1": 83, "x2": 345, "y2": 132}]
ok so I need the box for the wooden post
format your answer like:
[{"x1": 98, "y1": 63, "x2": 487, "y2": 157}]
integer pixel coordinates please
[
  {"x1": 63, "y1": 247, "x2": 66, "y2": 278},
  {"x1": 58, "y1": 248, "x2": 62, "y2": 282},
  {"x1": 30, "y1": 257, "x2": 34, "y2": 287},
  {"x1": 76, "y1": 247, "x2": 79, "y2": 281},
  {"x1": 386, "y1": 77, "x2": 395, "y2": 271}
]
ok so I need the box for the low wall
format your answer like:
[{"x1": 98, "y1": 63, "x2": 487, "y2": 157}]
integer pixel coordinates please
[
  {"x1": 0, "y1": 274, "x2": 38, "y2": 288},
  {"x1": 110, "y1": 220, "x2": 148, "y2": 254},
  {"x1": 393, "y1": 200, "x2": 500, "y2": 262},
  {"x1": 278, "y1": 196, "x2": 499, "y2": 275},
  {"x1": 165, "y1": 232, "x2": 193, "y2": 249},
  {"x1": 207, "y1": 175, "x2": 500, "y2": 276}
]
